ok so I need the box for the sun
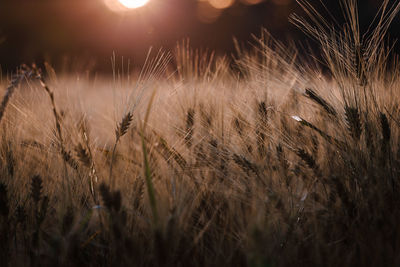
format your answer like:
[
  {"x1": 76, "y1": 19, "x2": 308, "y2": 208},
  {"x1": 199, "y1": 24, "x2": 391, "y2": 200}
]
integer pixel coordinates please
[
  {"x1": 104, "y1": 0, "x2": 150, "y2": 12},
  {"x1": 118, "y1": 0, "x2": 150, "y2": 9}
]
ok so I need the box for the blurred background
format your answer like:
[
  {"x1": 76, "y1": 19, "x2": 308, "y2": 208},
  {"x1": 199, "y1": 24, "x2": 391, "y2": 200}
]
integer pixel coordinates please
[{"x1": 0, "y1": 0, "x2": 399, "y2": 73}]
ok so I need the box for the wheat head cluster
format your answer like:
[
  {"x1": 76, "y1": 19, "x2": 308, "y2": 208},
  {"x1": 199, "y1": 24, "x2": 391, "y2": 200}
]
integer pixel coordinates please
[{"x1": 1, "y1": 0, "x2": 400, "y2": 266}]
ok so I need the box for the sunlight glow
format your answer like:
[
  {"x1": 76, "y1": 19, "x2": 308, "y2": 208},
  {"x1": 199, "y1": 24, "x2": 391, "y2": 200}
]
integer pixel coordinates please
[
  {"x1": 208, "y1": 0, "x2": 235, "y2": 10},
  {"x1": 104, "y1": 0, "x2": 150, "y2": 13},
  {"x1": 118, "y1": 0, "x2": 150, "y2": 9},
  {"x1": 291, "y1": 116, "x2": 302, "y2": 122}
]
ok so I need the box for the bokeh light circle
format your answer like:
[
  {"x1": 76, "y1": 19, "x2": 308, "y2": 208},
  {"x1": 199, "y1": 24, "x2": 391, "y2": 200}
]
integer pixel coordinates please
[{"x1": 208, "y1": 0, "x2": 235, "y2": 9}]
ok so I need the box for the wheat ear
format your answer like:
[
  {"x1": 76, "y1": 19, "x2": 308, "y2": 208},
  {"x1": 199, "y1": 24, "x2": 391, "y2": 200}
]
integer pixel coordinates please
[{"x1": 109, "y1": 112, "x2": 133, "y2": 190}]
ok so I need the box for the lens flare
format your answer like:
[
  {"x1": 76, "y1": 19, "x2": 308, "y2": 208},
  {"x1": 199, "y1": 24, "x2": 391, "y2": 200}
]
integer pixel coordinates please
[{"x1": 118, "y1": 0, "x2": 149, "y2": 9}]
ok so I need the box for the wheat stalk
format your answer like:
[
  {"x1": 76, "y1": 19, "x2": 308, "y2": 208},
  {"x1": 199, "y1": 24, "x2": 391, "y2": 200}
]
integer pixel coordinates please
[
  {"x1": 109, "y1": 111, "x2": 133, "y2": 190},
  {"x1": 0, "y1": 65, "x2": 33, "y2": 124},
  {"x1": 76, "y1": 118, "x2": 99, "y2": 204},
  {"x1": 34, "y1": 65, "x2": 72, "y2": 204}
]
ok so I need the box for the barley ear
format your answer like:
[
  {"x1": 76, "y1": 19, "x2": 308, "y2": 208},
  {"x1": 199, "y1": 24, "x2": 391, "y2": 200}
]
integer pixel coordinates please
[
  {"x1": 31, "y1": 175, "x2": 43, "y2": 205},
  {"x1": 75, "y1": 143, "x2": 91, "y2": 168},
  {"x1": 305, "y1": 88, "x2": 337, "y2": 117},
  {"x1": 0, "y1": 183, "x2": 9, "y2": 218},
  {"x1": 109, "y1": 111, "x2": 133, "y2": 190},
  {"x1": 115, "y1": 112, "x2": 133, "y2": 141},
  {"x1": 184, "y1": 108, "x2": 195, "y2": 148},
  {"x1": 344, "y1": 106, "x2": 362, "y2": 140},
  {"x1": 380, "y1": 112, "x2": 391, "y2": 143}
]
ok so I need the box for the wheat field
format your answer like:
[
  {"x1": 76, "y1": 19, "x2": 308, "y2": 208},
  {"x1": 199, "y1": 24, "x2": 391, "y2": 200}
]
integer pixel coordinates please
[{"x1": 1, "y1": 1, "x2": 400, "y2": 266}]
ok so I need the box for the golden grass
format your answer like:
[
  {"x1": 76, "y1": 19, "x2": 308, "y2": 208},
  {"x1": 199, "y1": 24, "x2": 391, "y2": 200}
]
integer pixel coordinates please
[{"x1": 1, "y1": 0, "x2": 400, "y2": 266}]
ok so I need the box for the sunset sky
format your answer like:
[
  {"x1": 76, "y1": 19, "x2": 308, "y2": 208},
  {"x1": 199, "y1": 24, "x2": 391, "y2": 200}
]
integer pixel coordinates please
[{"x1": 0, "y1": 0, "x2": 398, "y2": 71}]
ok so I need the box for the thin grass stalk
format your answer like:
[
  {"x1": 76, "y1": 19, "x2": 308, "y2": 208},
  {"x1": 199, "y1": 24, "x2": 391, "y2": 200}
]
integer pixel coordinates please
[
  {"x1": 35, "y1": 68, "x2": 72, "y2": 204},
  {"x1": 291, "y1": 115, "x2": 342, "y2": 146},
  {"x1": 108, "y1": 143, "x2": 118, "y2": 191},
  {"x1": 78, "y1": 119, "x2": 99, "y2": 204},
  {"x1": 380, "y1": 112, "x2": 395, "y2": 190},
  {"x1": 140, "y1": 89, "x2": 159, "y2": 227},
  {"x1": 75, "y1": 142, "x2": 98, "y2": 204}
]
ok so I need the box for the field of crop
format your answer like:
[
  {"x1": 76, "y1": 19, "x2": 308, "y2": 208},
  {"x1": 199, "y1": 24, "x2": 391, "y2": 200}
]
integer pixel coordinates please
[{"x1": 1, "y1": 1, "x2": 400, "y2": 266}]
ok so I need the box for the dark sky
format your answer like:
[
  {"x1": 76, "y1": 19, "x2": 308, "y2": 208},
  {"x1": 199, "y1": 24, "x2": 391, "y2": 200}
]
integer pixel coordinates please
[{"x1": 0, "y1": 0, "x2": 399, "y2": 72}]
